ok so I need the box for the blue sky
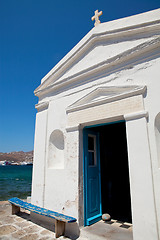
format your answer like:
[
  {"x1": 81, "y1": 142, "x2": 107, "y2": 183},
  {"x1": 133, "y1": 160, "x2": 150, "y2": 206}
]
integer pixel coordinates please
[{"x1": 0, "y1": 0, "x2": 159, "y2": 153}]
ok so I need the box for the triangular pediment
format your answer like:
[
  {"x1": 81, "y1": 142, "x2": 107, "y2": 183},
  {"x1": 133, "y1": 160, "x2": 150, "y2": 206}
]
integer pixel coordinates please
[
  {"x1": 55, "y1": 37, "x2": 156, "y2": 83},
  {"x1": 34, "y1": 9, "x2": 160, "y2": 97},
  {"x1": 66, "y1": 85, "x2": 146, "y2": 113}
]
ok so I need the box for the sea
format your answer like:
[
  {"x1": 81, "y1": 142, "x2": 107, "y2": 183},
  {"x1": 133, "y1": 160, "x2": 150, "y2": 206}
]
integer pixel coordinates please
[{"x1": 0, "y1": 165, "x2": 32, "y2": 201}]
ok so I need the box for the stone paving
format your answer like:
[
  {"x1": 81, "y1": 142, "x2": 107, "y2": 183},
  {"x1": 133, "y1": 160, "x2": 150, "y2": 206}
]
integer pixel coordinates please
[
  {"x1": 0, "y1": 201, "x2": 133, "y2": 240},
  {"x1": 80, "y1": 220, "x2": 133, "y2": 240},
  {"x1": 0, "y1": 201, "x2": 63, "y2": 240}
]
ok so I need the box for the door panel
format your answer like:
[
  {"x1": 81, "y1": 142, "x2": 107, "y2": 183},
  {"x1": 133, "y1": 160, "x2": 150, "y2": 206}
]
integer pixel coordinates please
[
  {"x1": 83, "y1": 129, "x2": 102, "y2": 226},
  {"x1": 89, "y1": 176, "x2": 99, "y2": 213}
]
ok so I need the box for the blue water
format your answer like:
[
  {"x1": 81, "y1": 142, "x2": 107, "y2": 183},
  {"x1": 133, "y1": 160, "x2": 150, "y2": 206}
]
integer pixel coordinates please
[{"x1": 0, "y1": 165, "x2": 32, "y2": 200}]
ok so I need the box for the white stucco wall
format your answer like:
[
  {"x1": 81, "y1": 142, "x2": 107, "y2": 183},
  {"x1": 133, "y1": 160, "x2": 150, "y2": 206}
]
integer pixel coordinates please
[
  {"x1": 125, "y1": 116, "x2": 158, "y2": 240},
  {"x1": 32, "y1": 9, "x2": 160, "y2": 240},
  {"x1": 31, "y1": 108, "x2": 48, "y2": 207}
]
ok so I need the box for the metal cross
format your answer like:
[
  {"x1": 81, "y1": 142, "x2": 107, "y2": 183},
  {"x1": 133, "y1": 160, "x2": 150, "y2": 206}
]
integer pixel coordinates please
[{"x1": 91, "y1": 10, "x2": 103, "y2": 27}]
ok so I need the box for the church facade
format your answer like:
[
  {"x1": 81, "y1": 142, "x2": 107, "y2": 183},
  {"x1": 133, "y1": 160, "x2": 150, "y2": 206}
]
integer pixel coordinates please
[{"x1": 31, "y1": 9, "x2": 160, "y2": 240}]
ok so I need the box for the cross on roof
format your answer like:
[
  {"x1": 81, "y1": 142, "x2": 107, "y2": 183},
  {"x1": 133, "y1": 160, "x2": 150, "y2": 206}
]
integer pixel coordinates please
[{"x1": 91, "y1": 10, "x2": 103, "y2": 27}]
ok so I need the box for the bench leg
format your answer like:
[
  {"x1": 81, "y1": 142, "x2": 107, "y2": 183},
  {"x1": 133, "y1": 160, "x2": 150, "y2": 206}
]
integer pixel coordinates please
[
  {"x1": 11, "y1": 204, "x2": 20, "y2": 214},
  {"x1": 55, "y1": 220, "x2": 65, "y2": 238}
]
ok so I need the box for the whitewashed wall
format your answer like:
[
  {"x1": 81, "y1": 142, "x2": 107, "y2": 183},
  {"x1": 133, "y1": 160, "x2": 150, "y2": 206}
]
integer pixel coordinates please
[{"x1": 32, "y1": 9, "x2": 160, "y2": 240}]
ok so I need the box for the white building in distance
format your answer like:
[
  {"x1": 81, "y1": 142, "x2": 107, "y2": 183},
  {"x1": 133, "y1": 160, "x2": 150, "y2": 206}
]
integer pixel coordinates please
[{"x1": 31, "y1": 9, "x2": 160, "y2": 240}]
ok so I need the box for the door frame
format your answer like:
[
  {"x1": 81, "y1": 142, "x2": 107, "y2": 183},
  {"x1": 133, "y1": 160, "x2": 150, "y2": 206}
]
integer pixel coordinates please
[{"x1": 83, "y1": 120, "x2": 125, "y2": 226}]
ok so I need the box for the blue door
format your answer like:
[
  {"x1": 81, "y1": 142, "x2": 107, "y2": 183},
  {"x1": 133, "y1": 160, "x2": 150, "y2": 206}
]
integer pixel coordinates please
[{"x1": 83, "y1": 128, "x2": 102, "y2": 226}]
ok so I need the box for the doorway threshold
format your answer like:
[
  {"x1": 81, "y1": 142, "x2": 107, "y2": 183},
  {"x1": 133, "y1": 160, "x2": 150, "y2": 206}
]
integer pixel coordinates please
[{"x1": 79, "y1": 220, "x2": 133, "y2": 240}]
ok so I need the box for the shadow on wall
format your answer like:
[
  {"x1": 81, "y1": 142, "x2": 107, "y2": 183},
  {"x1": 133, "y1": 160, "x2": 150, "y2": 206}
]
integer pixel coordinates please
[{"x1": 155, "y1": 112, "x2": 160, "y2": 168}]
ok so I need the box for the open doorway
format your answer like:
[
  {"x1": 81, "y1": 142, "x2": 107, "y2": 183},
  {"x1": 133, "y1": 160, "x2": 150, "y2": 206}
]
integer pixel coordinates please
[
  {"x1": 94, "y1": 121, "x2": 132, "y2": 223},
  {"x1": 83, "y1": 121, "x2": 132, "y2": 226}
]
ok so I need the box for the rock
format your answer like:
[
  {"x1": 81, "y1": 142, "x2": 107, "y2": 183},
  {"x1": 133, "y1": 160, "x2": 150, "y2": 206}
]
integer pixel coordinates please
[{"x1": 102, "y1": 213, "x2": 111, "y2": 221}]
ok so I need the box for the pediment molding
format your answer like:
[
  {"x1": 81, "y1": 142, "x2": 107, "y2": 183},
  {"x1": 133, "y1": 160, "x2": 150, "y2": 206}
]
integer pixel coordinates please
[
  {"x1": 66, "y1": 85, "x2": 146, "y2": 113},
  {"x1": 55, "y1": 37, "x2": 159, "y2": 84},
  {"x1": 35, "y1": 39, "x2": 159, "y2": 98},
  {"x1": 34, "y1": 10, "x2": 160, "y2": 97},
  {"x1": 35, "y1": 101, "x2": 49, "y2": 112}
]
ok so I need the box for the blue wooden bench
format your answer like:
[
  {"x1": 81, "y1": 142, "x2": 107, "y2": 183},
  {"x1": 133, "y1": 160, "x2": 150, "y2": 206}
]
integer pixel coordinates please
[{"x1": 8, "y1": 197, "x2": 76, "y2": 238}]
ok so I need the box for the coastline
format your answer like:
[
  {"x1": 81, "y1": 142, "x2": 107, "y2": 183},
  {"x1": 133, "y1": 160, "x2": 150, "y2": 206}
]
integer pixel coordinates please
[
  {"x1": 0, "y1": 151, "x2": 33, "y2": 166},
  {"x1": 0, "y1": 163, "x2": 33, "y2": 166}
]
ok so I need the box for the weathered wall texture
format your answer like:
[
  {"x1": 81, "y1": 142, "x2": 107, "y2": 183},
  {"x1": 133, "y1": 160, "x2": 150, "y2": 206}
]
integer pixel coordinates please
[{"x1": 31, "y1": 8, "x2": 160, "y2": 240}]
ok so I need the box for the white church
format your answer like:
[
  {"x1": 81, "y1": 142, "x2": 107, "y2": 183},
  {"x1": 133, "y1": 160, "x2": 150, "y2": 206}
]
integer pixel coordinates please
[{"x1": 31, "y1": 8, "x2": 160, "y2": 240}]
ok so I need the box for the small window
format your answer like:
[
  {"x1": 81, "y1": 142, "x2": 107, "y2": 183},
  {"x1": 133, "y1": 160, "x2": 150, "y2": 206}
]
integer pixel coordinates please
[
  {"x1": 88, "y1": 136, "x2": 94, "y2": 150},
  {"x1": 88, "y1": 135, "x2": 96, "y2": 166}
]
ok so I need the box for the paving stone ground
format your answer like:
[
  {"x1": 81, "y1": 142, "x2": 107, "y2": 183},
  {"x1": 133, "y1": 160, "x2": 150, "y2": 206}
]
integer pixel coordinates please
[
  {"x1": 0, "y1": 201, "x2": 133, "y2": 240},
  {"x1": 0, "y1": 201, "x2": 60, "y2": 240}
]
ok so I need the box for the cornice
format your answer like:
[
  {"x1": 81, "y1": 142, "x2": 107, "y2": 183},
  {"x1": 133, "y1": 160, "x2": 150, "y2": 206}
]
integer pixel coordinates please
[
  {"x1": 34, "y1": 9, "x2": 160, "y2": 98},
  {"x1": 66, "y1": 85, "x2": 146, "y2": 113},
  {"x1": 66, "y1": 125, "x2": 79, "y2": 132},
  {"x1": 39, "y1": 17, "x2": 160, "y2": 87},
  {"x1": 35, "y1": 101, "x2": 49, "y2": 112},
  {"x1": 124, "y1": 111, "x2": 148, "y2": 121},
  {"x1": 35, "y1": 38, "x2": 160, "y2": 97}
]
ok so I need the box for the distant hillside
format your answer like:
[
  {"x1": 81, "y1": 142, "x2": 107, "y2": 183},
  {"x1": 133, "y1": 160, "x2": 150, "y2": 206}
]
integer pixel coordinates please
[{"x1": 0, "y1": 151, "x2": 33, "y2": 164}]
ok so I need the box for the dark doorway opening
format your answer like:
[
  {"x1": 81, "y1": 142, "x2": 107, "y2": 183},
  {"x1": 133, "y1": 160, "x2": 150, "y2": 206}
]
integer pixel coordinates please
[{"x1": 93, "y1": 121, "x2": 132, "y2": 223}]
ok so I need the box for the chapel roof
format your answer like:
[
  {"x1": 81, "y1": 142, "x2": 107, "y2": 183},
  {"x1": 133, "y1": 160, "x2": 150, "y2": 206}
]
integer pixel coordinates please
[{"x1": 35, "y1": 8, "x2": 160, "y2": 97}]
